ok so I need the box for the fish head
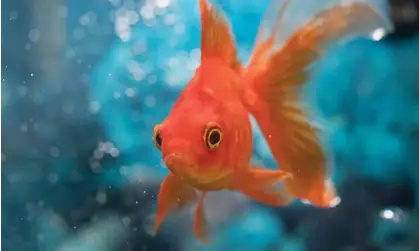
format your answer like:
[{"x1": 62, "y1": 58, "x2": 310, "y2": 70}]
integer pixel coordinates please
[{"x1": 153, "y1": 88, "x2": 252, "y2": 189}]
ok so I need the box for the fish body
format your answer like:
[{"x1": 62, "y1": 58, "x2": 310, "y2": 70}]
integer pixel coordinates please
[{"x1": 152, "y1": 0, "x2": 389, "y2": 242}]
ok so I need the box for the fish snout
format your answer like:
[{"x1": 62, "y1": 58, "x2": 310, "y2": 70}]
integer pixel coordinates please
[{"x1": 163, "y1": 153, "x2": 197, "y2": 178}]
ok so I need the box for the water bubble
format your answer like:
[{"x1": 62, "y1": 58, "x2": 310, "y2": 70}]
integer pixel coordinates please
[
  {"x1": 140, "y1": 4, "x2": 155, "y2": 20},
  {"x1": 9, "y1": 11, "x2": 18, "y2": 20},
  {"x1": 155, "y1": 0, "x2": 171, "y2": 8},
  {"x1": 80, "y1": 15, "x2": 90, "y2": 25},
  {"x1": 380, "y1": 209, "x2": 394, "y2": 219},
  {"x1": 73, "y1": 28, "x2": 85, "y2": 40},
  {"x1": 93, "y1": 149, "x2": 104, "y2": 159},
  {"x1": 113, "y1": 92, "x2": 121, "y2": 99},
  {"x1": 125, "y1": 88, "x2": 136, "y2": 97},
  {"x1": 144, "y1": 95, "x2": 156, "y2": 107},
  {"x1": 122, "y1": 217, "x2": 131, "y2": 227},
  {"x1": 96, "y1": 192, "x2": 107, "y2": 205},
  {"x1": 20, "y1": 123, "x2": 28, "y2": 132},
  {"x1": 89, "y1": 101, "x2": 101, "y2": 113},
  {"x1": 49, "y1": 147, "x2": 60, "y2": 157},
  {"x1": 36, "y1": 233, "x2": 45, "y2": 241},
  {"x1": 109, "y1": 147, "x2": 120, "y2": 157},
  {"x1": 47, "y1": 173, "x2": 59, "y2": 184},
  {"x1": 127, "y1": 10, "x2": 139, "y2": 24},
  {"x1": 174, "y1": 23, "x2": 185, "y2": 35},
  {"x1": 28, "y1": 29, "x2": 41, "y2": 42}
]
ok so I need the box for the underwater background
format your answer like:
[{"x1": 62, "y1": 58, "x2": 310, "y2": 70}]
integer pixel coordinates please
[{"x1": 2, "y1": 0, "x2": 419, "y2": 250}]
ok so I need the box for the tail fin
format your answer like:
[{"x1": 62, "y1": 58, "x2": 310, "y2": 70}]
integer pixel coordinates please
[
  {"x1": 242, "y1": 1, "x2": 388, "y2": 207},
  {"x1": 199, "y1": 0, "x2": 241, "y2": 71}
]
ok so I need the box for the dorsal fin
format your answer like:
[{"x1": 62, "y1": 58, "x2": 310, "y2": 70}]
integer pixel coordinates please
[{"x1": 199, "y1": 0, "x2": 241, "y2": 71}]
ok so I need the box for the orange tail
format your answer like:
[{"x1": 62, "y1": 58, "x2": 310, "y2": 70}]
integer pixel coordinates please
[{"x1": 242, "y1": 1, "x2": 390, "y2": 207}]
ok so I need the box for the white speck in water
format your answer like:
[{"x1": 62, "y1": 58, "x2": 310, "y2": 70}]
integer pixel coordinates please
[
  {"x1": 370, "y1": 28, "x2": 386, "y2": 41},
  {"x1": 96, "y1": 192, "x2": 107, "y2": 205},
  {"x1": 30, "y1": 73, "x2": 34, "y2": 77},
  {"x1": 28, "y1": 29, "x2": 41, "y2": 42},
  {"x1": 381, "y1": 209, "x2": 395, "y2": 219}
]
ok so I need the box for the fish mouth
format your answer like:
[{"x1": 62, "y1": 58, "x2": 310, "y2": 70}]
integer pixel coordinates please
[
  {"x1": 163, "y1": 153, "x2": 232, "y2": 189},
  {"x1": 163, "y1": 153, "x2": 196, "y2": 178}
]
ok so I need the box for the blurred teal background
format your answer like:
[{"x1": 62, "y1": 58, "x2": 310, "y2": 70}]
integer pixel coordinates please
[{"x1": 2, "y1": 0, "x2": 419, "y2": 250}]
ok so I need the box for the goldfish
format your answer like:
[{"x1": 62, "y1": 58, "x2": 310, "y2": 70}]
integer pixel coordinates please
[{"x1": 152, "y1": 0, "x2": 388, "y2": 243}]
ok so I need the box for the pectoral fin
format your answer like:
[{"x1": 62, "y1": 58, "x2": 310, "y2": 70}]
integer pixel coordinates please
[
  {"x1": 231, "y1": 167, "x2": 293, "y2": 206},
  {"x1": 153, "y1": 173, "x2": 198, "y2": 234}
]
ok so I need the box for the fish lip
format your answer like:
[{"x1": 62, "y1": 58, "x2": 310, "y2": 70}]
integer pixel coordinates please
[
  {"x1": 163, "y1": 153, "x2": 196, "y2": 177},
  {"x1": 163, "y1": 153, "x2": 232, "y2": 188}
]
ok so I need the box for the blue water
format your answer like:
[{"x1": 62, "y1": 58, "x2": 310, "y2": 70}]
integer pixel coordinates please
[{"x1": 2, "y1": 0, "x2": 419, "y2": 250}]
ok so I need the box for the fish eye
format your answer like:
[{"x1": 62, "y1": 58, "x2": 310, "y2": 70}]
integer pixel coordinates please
[
  {"x1": 204, "y1": 123, "x2": 223, "y2": 150},
  {"x1": 153, "y1": 125, "x2": 162, "y2": 150}
]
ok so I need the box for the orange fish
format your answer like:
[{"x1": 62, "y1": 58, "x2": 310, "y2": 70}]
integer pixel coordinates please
[{"x1": 152, "y1": 0, "x2": 387, "y2": 243}]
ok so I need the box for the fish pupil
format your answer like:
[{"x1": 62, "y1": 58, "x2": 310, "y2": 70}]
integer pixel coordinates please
[
  {"x1": 209, "y1": 130, "x2": 220, "y2": 145},
  {"x1": 155, "y1": 133, "x2": 162, "y2": 147}
]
